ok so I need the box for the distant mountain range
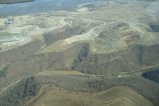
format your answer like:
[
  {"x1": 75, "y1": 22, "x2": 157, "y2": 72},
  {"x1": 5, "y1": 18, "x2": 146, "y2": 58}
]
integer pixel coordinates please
[{"x1": 0, "y1": 0, "x2": 33, "y2": 4}]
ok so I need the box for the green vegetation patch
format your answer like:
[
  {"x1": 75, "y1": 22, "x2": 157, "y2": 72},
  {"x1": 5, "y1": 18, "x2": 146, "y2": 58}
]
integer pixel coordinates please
[
  {"x1": 0, "y1": 76, "x2": 41, "y2": 106},
  {"x1": 0, "y1": 66, "x2": 8, "y2": 78},
  {"x1": 87, "y1": 79, "x2": 105, "y2": 90}
]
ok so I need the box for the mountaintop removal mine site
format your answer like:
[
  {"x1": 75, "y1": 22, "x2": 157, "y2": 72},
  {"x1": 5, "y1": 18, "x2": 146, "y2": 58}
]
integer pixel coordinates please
[{"x1": 0, "y1": 0, "x2": 159, "y2": 106}]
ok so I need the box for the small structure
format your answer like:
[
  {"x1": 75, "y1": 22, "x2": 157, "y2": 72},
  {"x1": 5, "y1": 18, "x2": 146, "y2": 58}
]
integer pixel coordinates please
[{"x1": 5, "y1": 17, "x2": 14, "y2": 25}]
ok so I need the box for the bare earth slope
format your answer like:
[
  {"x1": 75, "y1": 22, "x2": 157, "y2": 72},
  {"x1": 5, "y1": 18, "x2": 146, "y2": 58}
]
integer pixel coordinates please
[{"x1": 30, "y1": 86, "x2": 153, "y2": 106}]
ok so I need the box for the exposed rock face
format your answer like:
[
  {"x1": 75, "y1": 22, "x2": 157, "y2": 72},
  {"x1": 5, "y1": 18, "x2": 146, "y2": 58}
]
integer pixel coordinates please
[{"x1": 44, "y1": 26, "x2": 85, "y2": 45}]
